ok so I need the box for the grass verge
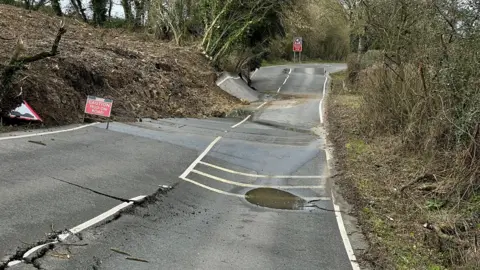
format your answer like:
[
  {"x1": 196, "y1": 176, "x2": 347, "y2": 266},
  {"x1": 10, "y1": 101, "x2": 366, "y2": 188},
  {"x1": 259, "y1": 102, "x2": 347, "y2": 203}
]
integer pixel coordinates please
[{"x1": 325, "y1": 71, "x2": 474, "y2": 269}]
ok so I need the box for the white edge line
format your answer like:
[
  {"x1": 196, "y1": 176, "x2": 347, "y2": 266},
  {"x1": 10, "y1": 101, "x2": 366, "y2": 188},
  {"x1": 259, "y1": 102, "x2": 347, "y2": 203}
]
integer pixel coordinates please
[
  {"x1": 231, "y1": 115, "x2": 251, "y2": 128},
  {"x1": 191, "y1": 170, "x2": 325, "y2": 189},
  {"x1": 0, "y1": 122, "x2": 99, "y2": 141},
  {"x1": 216, "y1": 75, "x2": 240, "y2": 86},
  {"x1": 319, "y1": 73, "x2": 329, "y2": 124},
  {"x1": 21, "y1": 194, "x2": 147, "y2": 262},
  {"x1": 256, "y1": 101, "x2": 267, "y2": 110},
  {"x1": 68, "y1": 201, "x2": 133, "y2": 235},
  {"x1": 180, "y1": 176, "x2": 244, "y2": 198},
  {"x1": 288, "y1": 68, "x2": 292, "y2": 74},
  {"x1": 7, "y1": 260, "x2": 23, "y2": 267},
  {"x1": 198, "y1": 161, "x2": 326, "y2": 179},
  {"x1": 251, "y1": 68, "x2": 259, "y2": 78},
  {"x1": 129, "y1": 195, "x2": 147, "y2": 202},
  {"x1": 179, "y1": 136, "x2": 222, "y2": 178},
  {"x1": 277, "y1": 70, "x2": 291, "y2": 93},
  {"x1": 332, "y1": 191, "x2": 361, "y2": 270},
  {"x1": 23, "y1": 241, "x2": 58, "y2": 258}
]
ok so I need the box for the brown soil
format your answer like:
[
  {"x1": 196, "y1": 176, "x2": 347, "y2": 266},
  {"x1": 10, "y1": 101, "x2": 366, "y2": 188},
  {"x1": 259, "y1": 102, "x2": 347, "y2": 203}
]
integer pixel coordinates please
[
  {"x1": 326, "y1": 72, "x2": 480, "y2": 269},
  {"x1": 0, "y1": 5, "x2": 240, "y2": 126}
]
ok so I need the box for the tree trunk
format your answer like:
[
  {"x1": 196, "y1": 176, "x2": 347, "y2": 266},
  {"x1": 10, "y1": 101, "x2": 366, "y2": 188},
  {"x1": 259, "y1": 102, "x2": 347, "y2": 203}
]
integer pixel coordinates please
[
  {"x1": 122, "y1": 0, "x2": 134, "y2": 24},
  {"x1": 72, "y1": 0, "x2": 88, "y2": 23},
  {"x1": 51, "y1": 0, "x2": 63, "y2": 16},
  {"x1": 108, "y1": 0, "x2": 113, "y2": 20},
  {"x1": 92, "y1": 0, "x2": 108, "y2": 26},
  {"x1": 133, "y1": 0, "x2": 144, "y2": 27}
]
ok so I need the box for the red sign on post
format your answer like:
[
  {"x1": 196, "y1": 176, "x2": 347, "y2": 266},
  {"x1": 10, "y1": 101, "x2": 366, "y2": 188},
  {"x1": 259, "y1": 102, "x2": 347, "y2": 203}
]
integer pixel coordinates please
[
  {"x1": 293, "y1": 37, "x2": 303, "y2": 52},
  {"x1": 84, "y1": 96, "x2": 113, "y2": 117}
]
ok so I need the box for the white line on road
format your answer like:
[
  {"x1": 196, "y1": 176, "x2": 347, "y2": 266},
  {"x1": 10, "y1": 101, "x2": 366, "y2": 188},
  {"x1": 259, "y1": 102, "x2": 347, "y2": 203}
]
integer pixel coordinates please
[
  {"x1": 0, "y1": 122, "x2": 98, "y2": 141},
  {"x1": 256, "y1": 101, "x2": 267, "y2": 110},
  {"x1": 251, "y1": 68, "x2": 259, "y2": 78},
  {"x1": 180, "y1": 176, "x2": 244, "y2": 198},
  {"x1": 61, "y1": 195, "x2": 146, "y2": 237},
  {"x1": 231, "y1": 115, "x2": 251, "y2": 128},
  {"x1": 18, "y1": 194, "x2": 147, "y2": 264},
  {"x1": 191, "y1": 169, "x2": 325, "y2": 189},
  {"x1": 179, "y1": 136, "x2": 222, "y2": 179},
  {"x1": 216, "y1": 75, "x2": 240, "y2": 86},
  {"x1": 23, "y1": 242, "x2": 57, "y2": 258},
  {"x1": 332, "y1": 191, "x2": 361, "y2": 270},
  {"x1": 318, "y1": 73, "x2": 329, "y2": 124},
  {"x1": 7, "y1": 260, "x2": 22, "y2": 267},
  {"x1": 199, "y1": 161, "x2": 326, "y2": 179},
  {"x1": 277, "y1": 69, "x2": 292, "y2": 93}
]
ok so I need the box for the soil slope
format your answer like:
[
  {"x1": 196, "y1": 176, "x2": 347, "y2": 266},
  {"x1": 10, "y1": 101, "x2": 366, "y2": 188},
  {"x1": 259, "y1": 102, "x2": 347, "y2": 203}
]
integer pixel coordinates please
[{"x1": 0, "y1": 5, "x2": 239, "y2": 125}]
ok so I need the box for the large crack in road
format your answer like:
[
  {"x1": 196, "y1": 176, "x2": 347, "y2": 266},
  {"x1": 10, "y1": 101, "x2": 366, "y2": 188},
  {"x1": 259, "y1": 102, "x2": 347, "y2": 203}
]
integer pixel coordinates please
[{"x1": 1, "y1": 185, "x2": 176, "y2": 270}]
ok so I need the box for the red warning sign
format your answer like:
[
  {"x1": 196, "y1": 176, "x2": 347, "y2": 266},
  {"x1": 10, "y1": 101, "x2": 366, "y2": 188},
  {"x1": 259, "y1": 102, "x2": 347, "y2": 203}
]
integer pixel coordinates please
[
  {"x1": 8, "y1": 101, "x2": 43, "y2": 122},
  {"x1": 293, "y1": 37, "x2": 303, "y2": 52},
  {"x1": 84, "y1": 96, "x2": 113, "y2": 117}
]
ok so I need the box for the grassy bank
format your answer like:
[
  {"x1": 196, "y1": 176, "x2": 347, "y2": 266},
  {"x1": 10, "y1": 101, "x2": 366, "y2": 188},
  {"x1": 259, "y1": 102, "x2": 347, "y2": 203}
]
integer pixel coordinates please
[{"x1": 326, "y1": 71, "x2": 479, "y2": 269}]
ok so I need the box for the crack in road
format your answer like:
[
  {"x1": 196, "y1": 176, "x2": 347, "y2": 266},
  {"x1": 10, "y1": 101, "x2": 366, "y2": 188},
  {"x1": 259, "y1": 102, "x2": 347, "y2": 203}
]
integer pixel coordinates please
[
  {"x1": 0, "y1": 185, "x2": 177, "y2": 270},
  {"x1": 48, "y1": 176, "x2": 130, "y2": 202}
]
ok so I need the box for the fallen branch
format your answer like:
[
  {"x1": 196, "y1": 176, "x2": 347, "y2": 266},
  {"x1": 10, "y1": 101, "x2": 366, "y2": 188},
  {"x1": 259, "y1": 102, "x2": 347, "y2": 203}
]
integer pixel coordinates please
[
  {"x1": 0, "y1": 35, "x2": 15, "y2": 40},
  {"x1": 0, "y1": 20, "x2": 67, "y2": 113},
  {"x1": 423, "y1": 222, "x2": 470, "y2": 248},
  {"x1": 125, "y1": 257, "x2": 149, "y2": 263},
  {"x1": 110, "y1": 248, "x2": 131, "y2": 256},
  {"x1": 400, "y1": 173, "x2": 438, "y2": 192}
]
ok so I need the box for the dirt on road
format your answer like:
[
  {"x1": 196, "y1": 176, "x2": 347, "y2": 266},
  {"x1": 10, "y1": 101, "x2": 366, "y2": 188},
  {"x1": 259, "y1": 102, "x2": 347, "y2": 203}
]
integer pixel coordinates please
[{"x1": 0, "y1": 4, "x2": 239, "y2": 126}]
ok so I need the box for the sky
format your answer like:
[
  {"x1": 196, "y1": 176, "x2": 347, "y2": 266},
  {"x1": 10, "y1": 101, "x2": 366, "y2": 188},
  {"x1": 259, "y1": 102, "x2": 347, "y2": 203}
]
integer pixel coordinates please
[{"x1": 59, "y1": 0, "x2": 125, "y2": 18}]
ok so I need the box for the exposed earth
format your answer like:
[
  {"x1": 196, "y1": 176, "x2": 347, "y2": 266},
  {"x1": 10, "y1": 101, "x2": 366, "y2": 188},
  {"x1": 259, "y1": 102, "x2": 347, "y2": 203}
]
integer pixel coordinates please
[{"x1": 0, "y1": 4, "x2": 239, "y2": 126}]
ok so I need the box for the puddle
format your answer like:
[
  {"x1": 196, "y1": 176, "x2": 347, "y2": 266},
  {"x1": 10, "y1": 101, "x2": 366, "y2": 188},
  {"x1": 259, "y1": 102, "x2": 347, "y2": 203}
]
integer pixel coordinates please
[{"x1": 245, "y1": 188, "x2": 307, "y2": 210}]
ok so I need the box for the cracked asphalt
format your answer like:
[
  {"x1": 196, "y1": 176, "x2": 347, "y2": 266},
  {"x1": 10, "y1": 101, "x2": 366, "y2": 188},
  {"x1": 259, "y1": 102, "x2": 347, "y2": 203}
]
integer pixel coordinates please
[{"x1": 0, "y1": 63, "x2": 361, "y2": 270}]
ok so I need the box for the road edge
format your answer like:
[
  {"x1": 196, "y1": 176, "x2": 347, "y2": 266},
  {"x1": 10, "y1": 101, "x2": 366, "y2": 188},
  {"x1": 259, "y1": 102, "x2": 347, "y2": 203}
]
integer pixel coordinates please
[{"x1": 323, "y1": 73, "x2": 370, "y2": 270}]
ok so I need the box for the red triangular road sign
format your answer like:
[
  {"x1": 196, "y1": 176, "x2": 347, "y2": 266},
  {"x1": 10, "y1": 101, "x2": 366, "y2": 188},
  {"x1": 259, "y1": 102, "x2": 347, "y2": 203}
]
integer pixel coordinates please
[{"x1": 8, "y1": 101, "x2": 43, "y2": 122}]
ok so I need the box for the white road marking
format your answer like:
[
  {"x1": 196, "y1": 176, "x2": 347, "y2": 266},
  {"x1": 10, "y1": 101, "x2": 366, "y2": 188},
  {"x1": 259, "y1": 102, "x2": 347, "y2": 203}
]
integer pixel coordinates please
[
  {"x1": 0, "y1": 122, "x2": 98, "y2": 141},
  {"x1": 199, "y1": 161, "x2": 326, "y2": 179},
  {"x1": 17, "y1": 194, "x2": 147, "y2": 264},
  {"x1": 191, "y1": 170, "x2": 325, "y2": 189},
  {"x1": 289, "y1": 68, "x2": 293, "y2": 74},
  {"x1": 276, "y1": 69, "x2": 292, "y2": 93},
  {"x1": 7, "y1": 260, "x2": 22, "y2": 267},
  {"x1": 216, "y1": 75, "x2": 240, "y2": 86},
  {"x1": 23, "y1": 242, "x2": 57, "y2": 258},
  {"x1": 180, "y1": 176, "x2": 244, "y2": 198},
  {"x1": 256, "y1": 101, "x2": 267, "y2": 110},
  {"x1": 67, "y1": 201, "x2": 134, "y2": 235},
  {"x1": 319, "y1": 72, "x2": 329, "y2": 124},
  {"x1": 65, "y1": 195, "x2": 146, "y2": 236},
  {"x1": 332, "y1": 191, "x2": 361, "y2": 270},
  {"x1": 231, "y1": 115, "x2": 251, "y2": 128},
  {"x1": 251, "y1": 68, "x2": 259, "y2": 78},
  {"x1": 179, "y1": 136, "x2": 222, "y2": 179}
]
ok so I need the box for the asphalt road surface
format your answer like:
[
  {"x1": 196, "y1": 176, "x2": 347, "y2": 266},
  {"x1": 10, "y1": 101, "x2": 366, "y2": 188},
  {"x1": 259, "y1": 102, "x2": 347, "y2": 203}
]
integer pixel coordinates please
[{"x1": 0, "y1": 63, "x2": 360, "y2": 270}]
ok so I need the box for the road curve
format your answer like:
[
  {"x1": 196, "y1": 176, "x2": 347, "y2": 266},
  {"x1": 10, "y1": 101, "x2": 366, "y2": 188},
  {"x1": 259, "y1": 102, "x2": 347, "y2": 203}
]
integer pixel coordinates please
[{"x1": 1, "y1": 63, "x2": 359, "y2": 270}]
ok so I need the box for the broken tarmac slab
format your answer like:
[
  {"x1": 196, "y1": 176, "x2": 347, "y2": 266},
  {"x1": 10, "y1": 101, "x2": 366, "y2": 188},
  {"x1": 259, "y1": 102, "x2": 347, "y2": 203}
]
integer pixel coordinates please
[{"x1": 216, "y1": 72, "x2": 260, "y2": 102}]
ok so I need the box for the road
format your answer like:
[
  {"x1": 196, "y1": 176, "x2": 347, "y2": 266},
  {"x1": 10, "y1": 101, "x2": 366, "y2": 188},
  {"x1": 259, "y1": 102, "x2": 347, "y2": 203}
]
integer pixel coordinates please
[{"x1": 0, "y1": 63, "x2": 359, "y2": 270}]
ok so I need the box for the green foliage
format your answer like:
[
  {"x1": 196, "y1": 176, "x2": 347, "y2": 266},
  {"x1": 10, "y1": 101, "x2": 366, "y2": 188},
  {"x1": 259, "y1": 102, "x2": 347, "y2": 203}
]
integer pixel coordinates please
[
  {"x1": 426, "y1": 199, "x2": 445, "y2": 211},
  {"x1": 267, "y1": 0, "x2": 350, "y2": 61},
  {"x1": 103, "y1": 18, "x2": 130, "y2": 29},
  {"x1": 0, "y1": 0, "x2": 17, "y2": 5}
]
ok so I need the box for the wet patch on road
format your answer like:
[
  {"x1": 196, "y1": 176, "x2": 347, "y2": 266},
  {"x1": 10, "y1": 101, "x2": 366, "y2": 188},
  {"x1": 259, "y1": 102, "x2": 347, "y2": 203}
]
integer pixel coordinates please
[{"x1": 245, "y1": 188, "x2": 308, "y2": 210}]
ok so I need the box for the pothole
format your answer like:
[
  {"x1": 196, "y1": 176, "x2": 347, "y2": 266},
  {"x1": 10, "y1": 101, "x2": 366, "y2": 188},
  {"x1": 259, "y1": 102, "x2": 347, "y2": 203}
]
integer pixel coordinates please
[{"x1": 245, "y1": 188, "x2": 307, "y2": 210}]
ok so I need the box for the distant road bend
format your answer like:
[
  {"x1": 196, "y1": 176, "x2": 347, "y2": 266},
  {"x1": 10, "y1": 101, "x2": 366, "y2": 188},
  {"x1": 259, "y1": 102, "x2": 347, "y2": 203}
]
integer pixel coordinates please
[{"x1": 0, "y1": 63, "x2": 362, "y2": 270}]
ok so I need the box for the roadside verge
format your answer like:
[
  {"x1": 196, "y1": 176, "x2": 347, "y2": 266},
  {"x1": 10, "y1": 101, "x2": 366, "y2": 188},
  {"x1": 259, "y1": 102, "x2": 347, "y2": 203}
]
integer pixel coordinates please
[{"x1": 325, "y1": 71, "x2": 466, "y2": 269}]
